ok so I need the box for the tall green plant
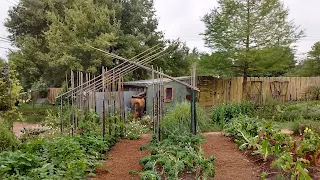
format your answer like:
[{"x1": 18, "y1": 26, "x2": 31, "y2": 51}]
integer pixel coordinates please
[
  {"x1": 211, "y1": 101, "x2": 254, "y2": 126},
  {"x1": 161, "y1": 102, "x2": 213, "y2": 139}
]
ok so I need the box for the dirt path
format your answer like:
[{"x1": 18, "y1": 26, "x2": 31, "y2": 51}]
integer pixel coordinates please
[
  {"x1": 202, "y1": 132, "x2": 259, "y2": 180},
  {"x1": 94, "y1": 134, "x2": 152, "y2": 180},
  {"x1": 13, "y1": 122, "x2": 40, "y2": 138}
]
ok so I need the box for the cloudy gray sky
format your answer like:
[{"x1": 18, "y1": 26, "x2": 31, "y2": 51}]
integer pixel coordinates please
[{"x1": 1, "y1": 0, "x2": 320, "y2": 60}]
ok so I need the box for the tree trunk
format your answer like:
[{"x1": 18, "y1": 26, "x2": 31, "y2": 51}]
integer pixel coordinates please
[{"x1": 242, "y1": 68, "x2": 248, "y2": 100}]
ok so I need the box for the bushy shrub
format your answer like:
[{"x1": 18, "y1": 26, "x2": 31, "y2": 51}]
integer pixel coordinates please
[
  {"x1": 211, "y1": 101, "x2": 254, "y2": 126},
  {"x1": 31, "y1": 78, "x2": 48, "y2": 98},
  {"x1": 273, "y1": 101, "x2": 320, "y2": 122},
  {"x1": 0, "y1": 121, "x2": 18, "y2": 152},
  {"x1": 160, "y1": 102, "x2": 213, "y2": 139},
  {"x1": 305, "y1": 85, "x2": 320, "y2": 100}
]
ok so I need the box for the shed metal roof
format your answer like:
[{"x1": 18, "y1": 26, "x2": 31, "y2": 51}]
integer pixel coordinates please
[{"x1": 123, "y1": 76, "x2": 191, "y2": 87}]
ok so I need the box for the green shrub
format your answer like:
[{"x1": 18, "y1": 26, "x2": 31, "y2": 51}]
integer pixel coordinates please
[
  {"x1": 305, "y1": 85, "x2": 320, "y2": 100},
  {"x1": 0, "y1": 121, "x2": 18, "y2": 152},
  {"x1": 139, "y1": 134, "x2": 215, "y2": 179},
  {"x1": 212, "y1": 101, "x2": 254, "y2": 126},
  {"x1": 254, "y1": 98, "x2": 282, "y2": 119},
  {"x1": 160, "y1": 102, "x2": 214, "y2": 139},
  {"x1": 273, "y1": 101, "x2": 320, "y2": 122}
]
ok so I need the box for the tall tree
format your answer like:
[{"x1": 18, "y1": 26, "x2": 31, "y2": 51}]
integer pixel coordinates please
[
  {"x1": 290, "y1": 42, "x2": 320, "y2": 76},
  {"x1": 201, "y1": 0, "x2": 303, "y2": 97},
  {"x1": 6, "y1": 0, "x2": 192, "y2": 88}
]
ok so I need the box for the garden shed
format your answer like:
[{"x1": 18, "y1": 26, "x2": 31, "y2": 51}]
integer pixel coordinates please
[{"x1": 123, "y1": 76, "x2": 191, "y2": 114}]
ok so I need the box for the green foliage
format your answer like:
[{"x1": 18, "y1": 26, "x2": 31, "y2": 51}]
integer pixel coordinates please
[
  {"x1": 0, "y1": 109, "x2": 24, "y2": 129},
  {"x1": 17, "y1": 104, "x2": 56, "y2": 123},
  {"x1": 0, "y1": 133, "x2": 109, "y2": 179},
  {"x1": 201, "y1": 0, "x2": 302, "y2": 79},
  {"x1": 211, "y1": 101, "x2": 254, "y2": 126},
  {"x1": 255, "y1": 100, "x2": 320, "y2": 122},
  {"x1": 0, "y1": 121, "x2": 18, "y2": 152},
  {"x1": 5, "y1": 0, "x2": 193, "y2": 88},
  {"x1": 139, "y1": 135, "x2": 215, "y2": 180},
  {"x1": 0, "y1": 62, "x2": 23, "y2": 111},
  {"x1": 305, "y1": 85, "x2": 320, "y2": 100},
  {"x1": 161, "y1": 102, "x2": 214, "y2": 139},
  {"x1": 225, "y1": 115, "x2": 319, "y2": 179},
  {"x1": 298, "y1": 128, "x2": 320, "y2": 166},
  {"x1": 289, "y1": 42, "x2": 320, "y2": 77},
  {"x1": 273, "y1": 101, "x2": 320, "y2": 122},
  {"x1": 271, "y1": 152, "x2": 312, "y2": 180},
  {"x1": 30, "y1": 78, "x2": 48, "y2": 98},
  {"x1": 225, "y1": 115, "x2": 261, "y2": 148}
]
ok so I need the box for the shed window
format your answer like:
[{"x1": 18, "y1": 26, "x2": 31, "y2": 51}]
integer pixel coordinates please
[{"x1": 164, "y1": 87, "x2": 174, "y2": 102}]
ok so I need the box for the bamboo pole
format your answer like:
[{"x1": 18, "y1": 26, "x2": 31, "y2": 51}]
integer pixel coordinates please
[
  {"x1": 90, "y1": 46, "x2": 200, "y2": 91},
  {"x1": 57, "y1": 44, "x2": 163, "y2": 98}
]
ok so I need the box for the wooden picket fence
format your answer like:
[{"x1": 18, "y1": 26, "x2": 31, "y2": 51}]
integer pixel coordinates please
[{"x1": 197, "y1": 76, "x2": 320, "y2": 107}]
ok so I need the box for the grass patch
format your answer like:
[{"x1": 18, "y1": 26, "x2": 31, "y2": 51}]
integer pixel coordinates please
[{"x1": 17, "y1": 103, "x2": 57, "y2": 122}]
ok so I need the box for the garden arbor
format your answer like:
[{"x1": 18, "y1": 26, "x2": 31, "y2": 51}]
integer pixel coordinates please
[{"x1": 57, "y1": 45, "x2": 199, "y2": 141}]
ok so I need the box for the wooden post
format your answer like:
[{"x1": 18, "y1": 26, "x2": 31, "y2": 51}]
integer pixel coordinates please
[
  {"x1": 102, "y1": 100, "x2": 106, "y2": 139},
  {"x1": 102, "y1": 67, "x2": 106, "y2": 138},
  {"x1": 191, "y1": 66, "x2": 197, "y2": 135},
  {"x1": 152, "y1": 65, "x2": 155, "y2": 134},
  {"x1": 60, "y1": 97, "x2": 63, "y2": 133}
]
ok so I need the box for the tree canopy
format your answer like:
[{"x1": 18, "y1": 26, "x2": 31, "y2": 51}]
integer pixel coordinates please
[
  {"x1": 201, "y1": 0, "x2": 303, "y2": 96},
  {"x1": 5, "y1": 0, "x2": 193, "y2": 88},
  {"x1": 289, "y1": 42, "x2": 320, "y2": 77}
]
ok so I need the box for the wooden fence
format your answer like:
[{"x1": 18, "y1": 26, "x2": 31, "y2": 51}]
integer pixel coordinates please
[
  {"x1": 197, "y1": 76, "x2": 320, "y2": 107},
  {"x1": 48, "y1": 88, "x2": 63, "y2": 103}
]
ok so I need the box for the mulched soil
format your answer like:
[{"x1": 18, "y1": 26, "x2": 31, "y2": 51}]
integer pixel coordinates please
[
  {"x1": 202, "y1": 132, "x2": 260, "y2": 180},
  {"x1": 94, "y1": 134, "x2": 152, "y2": 180}
]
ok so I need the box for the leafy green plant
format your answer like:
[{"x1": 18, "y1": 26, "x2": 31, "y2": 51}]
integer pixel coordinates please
[
  {"x1": 139, "y1": 135, "x2": 215, "y2": 180},
  {"x1": 0, "y1": 132, "x2": 109, "y2": 179},
  {"x1": 298, "y1": 128, "x2": 320, "y2": 166},
  {"x1": 271, "y1": 152, "x2": 312, "y2": 180},
  {"x1": 212, "y1": 101, "x2": 254, "y2": 126},
  {"x1": 225, "y1": 115, "x2": 261, "y2": 146}
]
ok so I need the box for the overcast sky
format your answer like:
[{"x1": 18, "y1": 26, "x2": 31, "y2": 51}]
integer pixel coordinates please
[{"x1": 1, "y1": 0, "x2": 320, "y2": 60}]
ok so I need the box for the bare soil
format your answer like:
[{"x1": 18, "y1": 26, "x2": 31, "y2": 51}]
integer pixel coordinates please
[
  {"x1": 12, "y1": 122, "x2": 40, "y2": 138},
  {"x1": 202, "y1": 133, "x2": 260, "y2": 180},
  {"x1": 94, "y1": 134, "x2": 152, "y2": 180}
]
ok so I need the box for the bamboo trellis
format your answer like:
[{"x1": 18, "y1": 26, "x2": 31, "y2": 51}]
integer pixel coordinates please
[{"x1": 57, "y1": 44, "x2": 199, "y2": 140}]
